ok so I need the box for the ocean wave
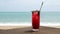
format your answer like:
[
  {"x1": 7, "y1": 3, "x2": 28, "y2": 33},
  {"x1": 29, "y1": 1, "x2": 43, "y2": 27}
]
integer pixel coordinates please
[{"x1": 0, "y1": 22, "x2": 60, "y2": 26}]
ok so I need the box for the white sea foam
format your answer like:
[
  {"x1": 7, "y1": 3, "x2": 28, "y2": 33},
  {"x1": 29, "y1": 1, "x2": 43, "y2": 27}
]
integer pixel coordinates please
[
  {"x1": 40, "y1": 22, "x2": 60, "y2": 26},
  {"x1": 0, "y1": 22, "x2": 32, "y2": 26},
  {"x1": 0, "y1": 22, "x2": 60, "y2": 26}
]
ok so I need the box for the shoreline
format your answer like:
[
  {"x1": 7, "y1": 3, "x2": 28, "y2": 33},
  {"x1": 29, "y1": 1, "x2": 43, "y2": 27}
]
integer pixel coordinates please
[
  {"x1": 0, "y1": 26, "x2": 31, "y2": 30},
  {"x1": 0, "y1": 26, "x2": 60, "y2": 30},
  {"x1": 0, "y1": 22, "x2": 60, "y2": 30}
]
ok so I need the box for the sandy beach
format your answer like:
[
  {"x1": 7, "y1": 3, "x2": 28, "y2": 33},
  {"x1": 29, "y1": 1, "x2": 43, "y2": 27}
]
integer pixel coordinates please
[
  {"x1": 0, "y1": 26, "x2": 60, "y2": 30},
  {"x1": 0, "y1": 26, "x2": 30, "y2": 30},
  {"x1": 0, "y1": 26, "x2": 60, "y2": 34}
]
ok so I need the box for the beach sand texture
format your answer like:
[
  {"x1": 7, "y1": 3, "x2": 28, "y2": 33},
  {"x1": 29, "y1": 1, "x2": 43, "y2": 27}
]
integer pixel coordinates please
[{"x1": 0, "y1": 26, "x2": 60, "y2": 34}]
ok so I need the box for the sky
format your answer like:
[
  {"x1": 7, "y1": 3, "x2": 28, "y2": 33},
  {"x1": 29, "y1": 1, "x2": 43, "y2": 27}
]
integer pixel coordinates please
[{"x1": 0, "y1": 0, "x2": 60, "y2": 12}]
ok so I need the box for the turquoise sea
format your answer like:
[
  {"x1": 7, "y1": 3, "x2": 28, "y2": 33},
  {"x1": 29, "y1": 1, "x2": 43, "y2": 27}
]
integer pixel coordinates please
[
  {"x1": 41, "y1": 12, "x2": 60, "y2": 23},
  {"x1": 0, "y1": 11, "x2": 60, "y2": 24}
]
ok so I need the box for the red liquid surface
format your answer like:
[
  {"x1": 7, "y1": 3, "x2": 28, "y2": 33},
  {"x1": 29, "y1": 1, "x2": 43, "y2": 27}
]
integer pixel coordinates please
[{"x1": 32, "y1": 12, "x2": 40, "y2": 29}]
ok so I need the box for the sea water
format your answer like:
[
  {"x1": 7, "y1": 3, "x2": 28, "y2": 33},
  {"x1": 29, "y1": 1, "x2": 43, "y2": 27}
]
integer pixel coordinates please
[
  {"x1": 0, "y1": 12, "x2": 31, "y2": 23},
  {"x1": 41, "y1": 11, "x2": 60, "y2": 26},
  {"x1": 0, "y1": 11, "x2": 60, "y2": 26}
]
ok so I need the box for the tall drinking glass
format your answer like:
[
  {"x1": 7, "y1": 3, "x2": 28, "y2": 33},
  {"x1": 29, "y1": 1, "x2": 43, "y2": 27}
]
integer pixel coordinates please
[{"x1": 32, "y1": 10, "x2": 40, "y2": 31}]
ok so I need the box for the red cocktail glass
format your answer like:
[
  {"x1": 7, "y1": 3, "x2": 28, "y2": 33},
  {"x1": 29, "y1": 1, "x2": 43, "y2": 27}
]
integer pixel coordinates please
[{"x1": 32, "y1": 10, "x2": 40, "y2": 31}]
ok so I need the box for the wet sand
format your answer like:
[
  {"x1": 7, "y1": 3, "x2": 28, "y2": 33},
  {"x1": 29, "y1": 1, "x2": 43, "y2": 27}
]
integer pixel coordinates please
[{"x1": 0, "y1": 26, "x2": 60, "y2": 34}]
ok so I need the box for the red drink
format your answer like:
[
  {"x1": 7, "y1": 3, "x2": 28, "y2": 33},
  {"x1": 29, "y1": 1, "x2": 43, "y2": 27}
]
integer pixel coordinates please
[{"x1": 32, "y1": 10, "x2": 40, "y2": 31}]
